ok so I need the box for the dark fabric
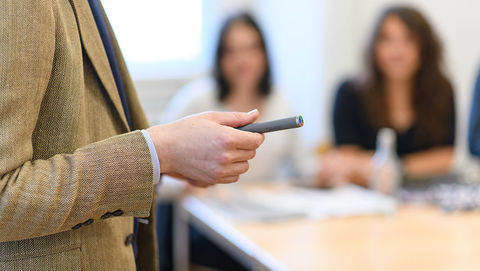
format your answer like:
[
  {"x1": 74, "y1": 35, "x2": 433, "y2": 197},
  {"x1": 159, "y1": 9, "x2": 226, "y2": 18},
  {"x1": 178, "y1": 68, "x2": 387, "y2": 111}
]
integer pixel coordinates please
[
  {"x1": 155, "y1": 201, "x2": 246, "y2": 270},
  {"x1": 156, "y1": 202, "x2": 174, "y2": 271},
  {"x1": 333, "y1": 80, "x2": 455, "y2": 157},
  {"x1": 190, "y1": 227, "x2": 248, "y2": 271},
  {"x1": 87, "y1": 0, "x2": 138, "y2": 257},
  {"x1": 469, "y1": 68, "x2": 480, "y2": 157},
  {"x1": 135, "y1": 201, "x2": 158, "y2": 271}
]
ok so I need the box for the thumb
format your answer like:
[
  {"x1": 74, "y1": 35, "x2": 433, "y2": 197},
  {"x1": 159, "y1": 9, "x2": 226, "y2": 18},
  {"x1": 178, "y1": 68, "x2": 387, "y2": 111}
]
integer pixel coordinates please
[{"x1": 208, "y1": 109, "x2": 260, "y2": 128}]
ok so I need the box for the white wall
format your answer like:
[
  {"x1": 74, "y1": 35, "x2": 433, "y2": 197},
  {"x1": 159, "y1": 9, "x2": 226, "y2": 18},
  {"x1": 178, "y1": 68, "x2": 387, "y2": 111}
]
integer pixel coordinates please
[{"x1": 253, "y1": 0, "x2": 324, "y2": 144}]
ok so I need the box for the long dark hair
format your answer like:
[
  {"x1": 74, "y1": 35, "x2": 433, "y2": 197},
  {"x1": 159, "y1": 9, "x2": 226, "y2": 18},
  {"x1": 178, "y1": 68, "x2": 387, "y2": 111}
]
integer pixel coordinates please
[
  {"x1": 360, "y1": 6, "x2": 454, "y2": 145},
  {"x1": 214, "y1": 12, "x2": 272, "y2": 102}
]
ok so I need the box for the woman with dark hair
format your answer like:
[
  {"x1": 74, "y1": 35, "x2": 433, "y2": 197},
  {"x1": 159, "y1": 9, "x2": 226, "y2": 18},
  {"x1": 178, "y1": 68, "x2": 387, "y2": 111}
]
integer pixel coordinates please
[
  {"x1": 159, "y1": 12, "x2": 314, "y2": 270},
  {"x1": 214, "y1": 13, "x2": 272, "y2": 108},
  {"x1": 318, "y1": 6, "x2": 456, "y2": 186},
  {"x1": 167, "y1": 12, "x2": 313, "y2": 181}
]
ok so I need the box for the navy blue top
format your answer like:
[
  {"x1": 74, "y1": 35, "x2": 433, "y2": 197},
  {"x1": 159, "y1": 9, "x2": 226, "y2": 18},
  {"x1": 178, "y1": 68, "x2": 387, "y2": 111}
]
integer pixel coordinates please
[
  {"x1": 333, "y1": 80, "x2": 456, "y2": 157},
  {"x1": 469, "y1": 69, "x2": 480, "y2": 157},
  {"x1": 88, "y1": 0, "x2": 132, "y2": 129}
]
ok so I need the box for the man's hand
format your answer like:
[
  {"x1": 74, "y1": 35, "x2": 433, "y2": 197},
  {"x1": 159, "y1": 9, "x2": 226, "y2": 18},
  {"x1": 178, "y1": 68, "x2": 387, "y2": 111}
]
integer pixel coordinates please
[{"x1": 146, "y1": 110, "x2": 264, "y2": 187}]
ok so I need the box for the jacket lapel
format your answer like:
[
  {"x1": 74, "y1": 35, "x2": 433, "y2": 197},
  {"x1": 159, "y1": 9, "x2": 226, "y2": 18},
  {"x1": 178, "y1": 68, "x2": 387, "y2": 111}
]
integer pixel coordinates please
[{"x1": 70, "y1": 0, "x2": 130, "y2": 131}]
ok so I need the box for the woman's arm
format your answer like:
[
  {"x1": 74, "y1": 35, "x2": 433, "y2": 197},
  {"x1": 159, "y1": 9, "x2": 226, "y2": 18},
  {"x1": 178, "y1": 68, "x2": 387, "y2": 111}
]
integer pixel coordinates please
[
  {"x1": 316, "y1": 146, "x2": 373, "y2": 187},
  {"x1": 402, "y1": 147, "x2": 454, "y2": 179},
  {"x1": 316, "y1": 82, "x2": 374, "y2": 186},
  {"x1": 317, "y1": 146, "x2": 454, "y2": 187}
]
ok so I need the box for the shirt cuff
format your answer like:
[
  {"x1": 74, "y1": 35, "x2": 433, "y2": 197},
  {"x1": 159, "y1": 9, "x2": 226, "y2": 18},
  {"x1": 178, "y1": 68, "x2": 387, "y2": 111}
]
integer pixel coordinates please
[{"x1": 141, "y1": 130, "x2": 161, "y2": 185}]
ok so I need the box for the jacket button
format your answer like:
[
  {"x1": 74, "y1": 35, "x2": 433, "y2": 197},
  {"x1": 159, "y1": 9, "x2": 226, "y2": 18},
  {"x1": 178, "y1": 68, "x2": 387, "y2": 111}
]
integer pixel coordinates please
[
  {"x1": 101, "y1": 212, "x2": 113, "y2": 219},
  {"x1": 72, "y1": 223, "x2": 82, "y2": 230},
  {"x1": 125, "y1": 233, "x2": 134, "y2": 246},
  {"x1": 112, "y1": 209, "x2": 124, "y2": 216},
  {"x1": 83, "y1": 218, "x2": 94, "y2": 226}
]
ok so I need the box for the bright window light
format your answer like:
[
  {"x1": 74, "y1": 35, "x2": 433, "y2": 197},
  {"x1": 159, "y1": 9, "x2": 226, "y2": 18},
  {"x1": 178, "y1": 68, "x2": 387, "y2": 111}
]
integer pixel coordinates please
[{"x1": 101, "y1": 0, "x2": 204, "y2": 78}]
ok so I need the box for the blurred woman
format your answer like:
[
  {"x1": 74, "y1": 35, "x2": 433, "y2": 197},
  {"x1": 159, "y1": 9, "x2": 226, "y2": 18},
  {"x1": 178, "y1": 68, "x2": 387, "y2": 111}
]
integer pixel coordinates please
[
  {"x1": 159, "y1": 12, "x2": 315, "y2": 271},
  {"x1": 166, "y1": 12, "x2": 313, "y2": 181},
  {"x1": 318, "y1": 6, "x2": 456, "y2": 187}
]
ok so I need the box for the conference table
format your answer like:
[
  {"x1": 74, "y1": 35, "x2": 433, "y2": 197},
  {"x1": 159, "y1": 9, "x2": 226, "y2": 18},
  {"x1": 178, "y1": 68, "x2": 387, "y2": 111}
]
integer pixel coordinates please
[{"x1": 171, "y1": 183, "x2": 480, "y2": 271}]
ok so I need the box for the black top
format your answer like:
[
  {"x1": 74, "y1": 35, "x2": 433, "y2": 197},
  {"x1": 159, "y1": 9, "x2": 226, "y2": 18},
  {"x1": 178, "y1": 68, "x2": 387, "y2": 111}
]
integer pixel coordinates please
[{"x1": 333, "y1": 80, "x2": 455, "y2": 157}]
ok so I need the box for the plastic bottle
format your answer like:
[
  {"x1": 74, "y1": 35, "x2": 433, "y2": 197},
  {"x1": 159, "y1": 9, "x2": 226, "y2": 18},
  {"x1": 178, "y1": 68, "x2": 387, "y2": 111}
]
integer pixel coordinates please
[{"x1": 369, "y1": 128, "x2": 402, "y2": 195}]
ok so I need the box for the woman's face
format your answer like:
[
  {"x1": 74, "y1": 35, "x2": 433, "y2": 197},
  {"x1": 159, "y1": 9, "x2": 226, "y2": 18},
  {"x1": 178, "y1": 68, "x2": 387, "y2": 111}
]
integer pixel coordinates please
[
  {"x1": 221, "y1": 22, "x2": 267, "y2": 91},
  {"x1": 375, "y1": 15, "x2": 420, "y2": 83}
]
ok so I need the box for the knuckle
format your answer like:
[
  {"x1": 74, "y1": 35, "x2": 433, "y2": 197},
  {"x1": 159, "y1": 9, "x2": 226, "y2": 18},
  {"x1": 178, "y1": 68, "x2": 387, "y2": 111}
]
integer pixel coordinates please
[
  {"x1": 220, "y1": 135, "x2": 236, "y2": 148},
  {"x1": 218, "y1": 153, "x2": 231, "y2": 164}
]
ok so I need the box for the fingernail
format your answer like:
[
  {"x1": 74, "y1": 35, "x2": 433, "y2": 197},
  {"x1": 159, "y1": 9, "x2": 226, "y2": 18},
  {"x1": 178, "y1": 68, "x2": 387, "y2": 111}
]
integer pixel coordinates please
[{"x1": 248, "y1": 109, "x2": 258, "y2": 114}]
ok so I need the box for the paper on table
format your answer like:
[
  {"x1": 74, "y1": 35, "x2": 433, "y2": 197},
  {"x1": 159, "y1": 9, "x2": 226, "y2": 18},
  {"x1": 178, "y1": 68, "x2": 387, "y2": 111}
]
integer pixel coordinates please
[{"x1": 205, "y1": 185, "x2": 397, "y2": 222}]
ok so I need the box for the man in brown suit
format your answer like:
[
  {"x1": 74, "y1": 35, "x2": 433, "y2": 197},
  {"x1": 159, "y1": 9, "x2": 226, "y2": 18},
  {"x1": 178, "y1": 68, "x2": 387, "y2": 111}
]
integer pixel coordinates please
[{"x1": 0, "y1": 0, "x2": 264, "y2": 270}]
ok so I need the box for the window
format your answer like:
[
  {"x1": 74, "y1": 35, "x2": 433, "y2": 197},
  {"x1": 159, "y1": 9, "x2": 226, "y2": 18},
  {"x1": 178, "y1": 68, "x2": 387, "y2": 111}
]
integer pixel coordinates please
[{"x1": 102, "y1": 0, "x2": 207, "y2": 79}]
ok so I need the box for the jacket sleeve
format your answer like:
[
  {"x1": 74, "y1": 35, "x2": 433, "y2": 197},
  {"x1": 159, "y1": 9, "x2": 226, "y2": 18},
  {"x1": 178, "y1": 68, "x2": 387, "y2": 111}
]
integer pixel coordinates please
[{"x1": 0, "y1": 0, "x2": 154, "y2": 242}]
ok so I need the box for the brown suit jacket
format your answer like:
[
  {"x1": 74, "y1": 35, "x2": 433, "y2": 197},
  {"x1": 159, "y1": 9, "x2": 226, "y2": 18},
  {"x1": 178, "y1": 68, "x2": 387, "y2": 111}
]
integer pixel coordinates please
[{"x1": 0, "y1": 0, "x2": 158, "y2": 270}]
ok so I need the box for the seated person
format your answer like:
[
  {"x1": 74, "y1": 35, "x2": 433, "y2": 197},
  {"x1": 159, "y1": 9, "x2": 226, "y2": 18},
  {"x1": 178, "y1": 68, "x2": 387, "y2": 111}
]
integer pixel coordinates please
[
  {"x1": 159, "y1": 12, "x2": 316, "y2": 271},
  {"x1": 318, "y1": 6, "x2": 456, "y2": 187},
  {"x1": 163, "y1": 12, "x2": 314, "y2": 182}
]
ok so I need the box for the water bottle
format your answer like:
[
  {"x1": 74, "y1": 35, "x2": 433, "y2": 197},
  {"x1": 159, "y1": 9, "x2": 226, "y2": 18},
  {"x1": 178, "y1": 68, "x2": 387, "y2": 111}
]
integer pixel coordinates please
[{"x1": 369, "y1": 128, "x2": 402, "y2": 195}]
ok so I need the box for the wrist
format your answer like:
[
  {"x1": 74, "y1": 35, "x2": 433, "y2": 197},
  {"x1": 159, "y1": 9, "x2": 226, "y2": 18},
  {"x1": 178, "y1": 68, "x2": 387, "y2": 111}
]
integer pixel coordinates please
[{"x1": 146, "y1": 125, "x2": 174, "y2": 174}]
